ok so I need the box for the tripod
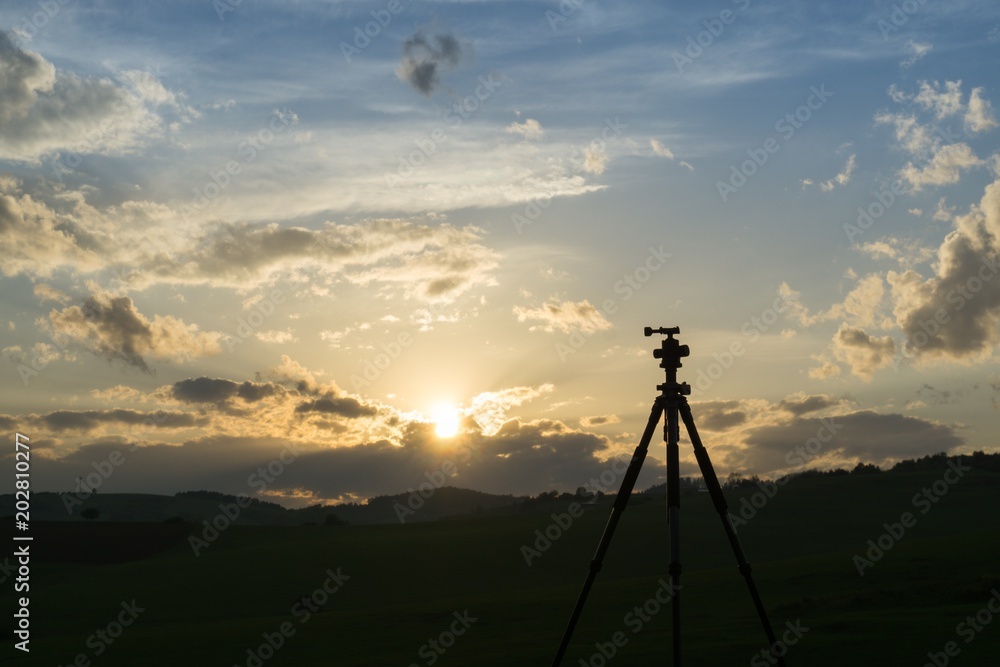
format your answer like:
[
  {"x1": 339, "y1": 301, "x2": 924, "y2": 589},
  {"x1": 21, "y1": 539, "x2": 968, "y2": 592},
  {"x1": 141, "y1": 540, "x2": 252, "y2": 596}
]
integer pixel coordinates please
[{"x1": 551, "y1": 327, "x2": 786, "y2": 666}]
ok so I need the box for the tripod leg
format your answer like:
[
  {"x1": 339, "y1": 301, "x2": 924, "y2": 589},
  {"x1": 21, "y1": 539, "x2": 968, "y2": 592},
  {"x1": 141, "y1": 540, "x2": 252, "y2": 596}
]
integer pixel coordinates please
[
  {"x1": 678, "y1": 400, "x2": 787, "y2": 667},
  {"x1": 551, "y1": 400, "x2": 663, "y2": 667},
  {"x1": 665, "y1": 396, "x2": 682, "y2": 666}
]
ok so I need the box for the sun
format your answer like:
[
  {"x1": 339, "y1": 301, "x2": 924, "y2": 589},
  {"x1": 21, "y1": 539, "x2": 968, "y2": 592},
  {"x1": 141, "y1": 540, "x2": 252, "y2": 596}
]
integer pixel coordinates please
[{"x1": 431, "y1": 403, "x2": 461, "y2": 438}]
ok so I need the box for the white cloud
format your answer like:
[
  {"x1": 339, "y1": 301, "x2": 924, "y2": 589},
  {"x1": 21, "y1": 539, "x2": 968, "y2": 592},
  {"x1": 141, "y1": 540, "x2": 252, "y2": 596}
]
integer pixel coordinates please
[
  {"x1": 820, "y1": 154, "x2": 856, "y2": 191},
  {"x1": 513, "y1": 299, "x2": 613, "y2": 334},
  {"x1": 901, "y1": 40, "x2": 932, "y2": 69},
  {"x1": 965, "y1": 87, "x2": 998, "y2": 134},
  {"x1": 506, "y1": 118, "x2": 544, "y2": 140},
  {"x1": 649, "y1": 138, "x2": 674, "y2": 159}
]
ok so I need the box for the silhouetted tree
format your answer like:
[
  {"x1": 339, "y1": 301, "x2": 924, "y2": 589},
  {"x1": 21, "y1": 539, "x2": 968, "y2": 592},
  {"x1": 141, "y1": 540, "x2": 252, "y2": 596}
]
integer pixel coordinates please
[{"x1": 82, "y1": 508, "x2": 100, "y2": 521}]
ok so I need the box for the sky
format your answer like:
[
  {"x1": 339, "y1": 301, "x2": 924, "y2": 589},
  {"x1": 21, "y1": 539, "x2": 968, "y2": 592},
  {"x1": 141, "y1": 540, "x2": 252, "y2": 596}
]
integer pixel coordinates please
[{"x1": 1, "y1": 0, "x2": 999, "y2": 507}]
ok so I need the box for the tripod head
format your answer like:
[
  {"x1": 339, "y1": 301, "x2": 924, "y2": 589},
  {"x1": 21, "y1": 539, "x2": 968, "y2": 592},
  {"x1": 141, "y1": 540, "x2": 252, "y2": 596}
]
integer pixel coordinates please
[{"x1": 645, "y1": 326, "x2": 691, "y2": 396}]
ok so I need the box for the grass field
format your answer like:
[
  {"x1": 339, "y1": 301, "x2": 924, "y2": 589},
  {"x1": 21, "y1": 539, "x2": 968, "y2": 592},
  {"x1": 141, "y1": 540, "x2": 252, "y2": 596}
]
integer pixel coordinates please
[{"x1": 9, "y1": 468, "x2": 1000, "y2": 666}]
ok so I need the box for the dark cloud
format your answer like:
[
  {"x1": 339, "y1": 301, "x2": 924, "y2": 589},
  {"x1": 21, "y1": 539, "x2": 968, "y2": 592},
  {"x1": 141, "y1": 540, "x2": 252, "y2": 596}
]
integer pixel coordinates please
[
  {"x1": 48, "y1": 292, "x2": 221, "y2": 372},
  {"x1": 738, "y1": 410, "x2": 962, "y2": 472},
  {"x1": 692, "y1": 400, "x2": 747, "y2": 432},
  {"x1": 397, "y1": 31, "x2": 471, "y2": 95},
  {"x1": 39, "y1": 409, "x2": 206, "y2": 432},
  {"x1": 776, "y1": 394, "x2": 842, "y2": 416},
  {"x1": 172, "y1": 377, "x2": 283, "y2": 404},
  {"x1": 833, "y1": 325, "x2": 897, "y2": 379},
  {"x1": 295, "y1": 394, "x2": 377, "y2": 419}
]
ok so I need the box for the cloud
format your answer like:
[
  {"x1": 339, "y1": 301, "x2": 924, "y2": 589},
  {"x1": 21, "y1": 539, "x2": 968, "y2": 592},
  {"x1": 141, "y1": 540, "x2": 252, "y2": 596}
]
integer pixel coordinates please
[
  {"x1": 776, "y1": 393, "x2": 846, "y2": 416},
  {"x1": 808, "y1": 360, "x2": 841, "y2": 380},
  {"x1": 513, "y1": 299, "x2": 613, "y2": 334},
  {"x1": 171, "y1": 377, "x2": 284, "y2": 405},
  {"x1": 878, "y1": 81, "x2": 994, "y2": 191},
  {"x1": 883, "y1": 174, "x2": 1000, "y2": 362},
  {"x1": 965, "y1": 87, "x2": 998, "y2": 134},
  {"x1": 0, "y1": 178, "x2": 107, "y2": 277},
  {"x1": 900, "y1": 142, "x2": 983, "y2": 190},
  {"x1": 506, "y1": 118, "x2": 544, "y2": 140},
  {"x1": 901, "y1": 40, "x2": 932, "y2": 68},
  {"x1": 0, "y1": 181, "x2": 499, "y2": 300},
  {"x1": 468, "y1": 384, "x2": 554, "y2": 435},
  {"x1": 0, "y1": 33, "x2": 160, "y2": 161},
  {"x1": 820, "y1": 154, "x2": 856, "y2": 191},
  {"x1": 833, "y1": 325, "x2": 897, "y2": 380},
  {"x1": 583, "y1": 146, "x2": 609, "y2": 174},
  {"x1": 295, "y1": 394, "x2": 378, "y2": 419},
  {"x1": 649, "y1": 139, "x2": 674, "y2": 159},
  {"x1": 48, "y1": 292, "x2": 222, "y2": 372},
  {"x1": 913, "y1": 80, "x2": 964, "y2": 119},
  {"x1": 580, "y1": 414, "x2": 622, "y2": 428},
  {"x1": 33, "y1": 283, "x2": 71, "y2": 304},
  {"x1": 396, "y1": 31, "x2": 470, "y2": 95},
  {"x1": 38, "y1": 408, "x2": 206, "y2": 433}
]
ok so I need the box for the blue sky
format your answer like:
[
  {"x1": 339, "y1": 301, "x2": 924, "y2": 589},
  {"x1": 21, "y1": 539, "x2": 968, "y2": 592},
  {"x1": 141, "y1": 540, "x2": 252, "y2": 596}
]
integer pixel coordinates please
[{"x1": 1, "y1": 0, "x2": 998, "y2": 505}]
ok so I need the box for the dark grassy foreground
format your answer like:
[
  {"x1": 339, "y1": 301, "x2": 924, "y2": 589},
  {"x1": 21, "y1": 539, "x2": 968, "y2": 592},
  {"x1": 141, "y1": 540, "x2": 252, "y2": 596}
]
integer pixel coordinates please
[{"x1": 8, "y1": 469, "x2": 1000, "y2": 666}]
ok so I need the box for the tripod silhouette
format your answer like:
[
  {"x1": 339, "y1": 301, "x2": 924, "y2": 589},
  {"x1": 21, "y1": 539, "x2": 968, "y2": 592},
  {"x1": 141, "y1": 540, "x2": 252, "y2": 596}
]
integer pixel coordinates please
[{"x1": 551, "y1": 327, "x2": 786, "y2": 666}]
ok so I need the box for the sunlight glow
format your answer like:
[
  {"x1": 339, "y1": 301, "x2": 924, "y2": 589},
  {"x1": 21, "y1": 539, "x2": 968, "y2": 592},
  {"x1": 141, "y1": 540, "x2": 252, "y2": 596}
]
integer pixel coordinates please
[{"x1": 432, "y1": 403, "x2": 461, "y2": 438}]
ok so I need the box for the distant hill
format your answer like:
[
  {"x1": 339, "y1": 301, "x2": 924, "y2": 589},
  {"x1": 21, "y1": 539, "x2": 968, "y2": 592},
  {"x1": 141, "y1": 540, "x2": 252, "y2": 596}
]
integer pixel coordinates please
[
  {"x1": 4, "y1": 450, "x2": 996, "y2": 526},
  {"x1": 0, "y1": 486, "x2": 523, "y2": 526}
]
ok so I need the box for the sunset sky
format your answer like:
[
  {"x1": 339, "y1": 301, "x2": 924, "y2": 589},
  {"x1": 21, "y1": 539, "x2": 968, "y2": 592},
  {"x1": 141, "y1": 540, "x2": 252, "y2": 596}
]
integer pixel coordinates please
[{"x1": 2, "y1": 1, "x2": 999, "y2": 506}]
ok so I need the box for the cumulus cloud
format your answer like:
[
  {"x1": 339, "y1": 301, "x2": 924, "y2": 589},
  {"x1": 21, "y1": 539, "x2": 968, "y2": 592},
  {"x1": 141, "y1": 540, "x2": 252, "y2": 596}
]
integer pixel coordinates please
[
  {"x1": 878, "y1": 81, "x2": 995, "y2": 191},
  {"x1": 900, "y1": 142, "x2": 983, "y2": 190},
  {"x1": 396, "y1": 31, "x2": 470, "y2": 95},
  {"x1": 467, "y1": 384, "x2": 554, "y2": 435},
  {"x1": 883, "y1": 174, "x2": 1000, "y2": 361},
  {"x1": 965, "y1": 87, "x2": 998, "y2": 133},
  {"x1": 506, "y1": 118, "x2": 544, "y2": 140},
  {"x1": 0, "y1": 33, "x2": 161, "y2": 161},
  {"x1": 48, "y1": 292, "x2": 222, "y2": 372},
  {"x1": 833, "y1": 325, "x2": 897, "y2": 380},
  {"x1": 513, "y1": 299, "x2": 613, "y2": 334}
]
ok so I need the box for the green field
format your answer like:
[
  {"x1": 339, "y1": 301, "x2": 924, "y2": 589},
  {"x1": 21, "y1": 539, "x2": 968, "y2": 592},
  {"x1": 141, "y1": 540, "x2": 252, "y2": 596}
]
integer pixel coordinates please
[{"x1": 9, "y1": 469, "x2": 1000, "y2": 666}]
